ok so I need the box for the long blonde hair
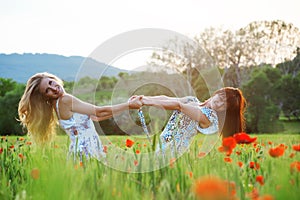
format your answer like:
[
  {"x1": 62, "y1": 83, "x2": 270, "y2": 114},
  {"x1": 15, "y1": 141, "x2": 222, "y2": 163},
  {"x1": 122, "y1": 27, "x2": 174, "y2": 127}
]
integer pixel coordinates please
[{"x1": 18, "y1": 72, "x2": 63, "y2": 145}]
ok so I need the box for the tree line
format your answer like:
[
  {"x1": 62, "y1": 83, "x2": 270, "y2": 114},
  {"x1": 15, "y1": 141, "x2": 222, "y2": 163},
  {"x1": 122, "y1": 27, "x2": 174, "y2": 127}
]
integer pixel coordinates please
[{"x1": 0, "y1": 20, "x2": 299, "y2": 135}]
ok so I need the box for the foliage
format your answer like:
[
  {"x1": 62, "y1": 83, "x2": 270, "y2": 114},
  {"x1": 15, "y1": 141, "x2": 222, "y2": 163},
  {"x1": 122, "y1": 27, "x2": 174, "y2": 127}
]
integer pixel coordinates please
[
  {"x1": 242, "y1": 67, "x2": 284, "y2": 133},
  {"x1": 0, "y1": 84, "x2": 25, "y2": 135},
  {"x1": 0, "y1": 134, "x2": 299, "y2": 199}
]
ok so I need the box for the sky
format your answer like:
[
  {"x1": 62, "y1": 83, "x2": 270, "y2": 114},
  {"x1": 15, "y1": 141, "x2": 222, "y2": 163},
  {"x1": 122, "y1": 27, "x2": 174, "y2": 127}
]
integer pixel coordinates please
[{"x1": 1, "y1": 0, "x2": 300, "y2": 70}]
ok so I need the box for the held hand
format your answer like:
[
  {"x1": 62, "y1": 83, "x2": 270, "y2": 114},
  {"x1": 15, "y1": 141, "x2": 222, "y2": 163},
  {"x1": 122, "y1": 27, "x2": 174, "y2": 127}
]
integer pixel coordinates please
[
  {"x1": 128, "y1": 95, "x2": 143, "y2": 109},
  {"x1": 140, "y1": 96, "x2": 151, "y2": 106}
]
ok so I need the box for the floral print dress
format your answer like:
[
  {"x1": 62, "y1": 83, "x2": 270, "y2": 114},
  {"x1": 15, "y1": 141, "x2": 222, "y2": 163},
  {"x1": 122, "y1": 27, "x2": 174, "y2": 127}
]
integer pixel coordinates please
[
  {"x1": 156, "y1": 96, "x2": 219, "y2": 156},
  {"x1": 56, "y1": 99, "x2": 106, "y2": 161}
]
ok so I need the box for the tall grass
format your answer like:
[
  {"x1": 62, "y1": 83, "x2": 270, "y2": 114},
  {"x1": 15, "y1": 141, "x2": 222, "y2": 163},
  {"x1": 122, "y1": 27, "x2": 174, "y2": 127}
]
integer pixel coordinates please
[{"x1": 0, "y1": 133, "x2": 299, "y2": 200}]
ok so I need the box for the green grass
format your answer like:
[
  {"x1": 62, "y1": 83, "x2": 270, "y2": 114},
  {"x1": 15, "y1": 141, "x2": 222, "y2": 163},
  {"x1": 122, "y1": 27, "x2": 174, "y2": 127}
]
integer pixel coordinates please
[{"x1": 1, "y1": 133, "x2": 300, "y2": 200}]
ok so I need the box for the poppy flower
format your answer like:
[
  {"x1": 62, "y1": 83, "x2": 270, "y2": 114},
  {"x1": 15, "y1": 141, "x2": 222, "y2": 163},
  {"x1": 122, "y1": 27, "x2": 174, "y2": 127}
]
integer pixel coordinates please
[
  {"x1": 134, "y1": 160, "x2": 138, "y2": 166},
  {"x1": 224, "y1": 157, "x2": 232, "y2": 163},
  {"x1": 292, "y1": 144, "x2": 300, "y2": 152},
  {"x1": 233, "y1": 132, "x2": 257, "y2": 144},
  {"x1": 193, "y1": 176, "x2": 236, "y2": 200},
  {"x1": 269, "y1": 145, "x2": 286, "y2": 157},
  {"x1": 103, "y1": 145, "x2": 108, "y2": 153},
  {"x1": 237, "y1": 161, "x2": 243, "y2": 168},
  {"x1": 135, "y1": 149, "x2": 140, "y2": 154},
  {"x1": 249, "y1": 161, "x2": 260, "y2": 170},
  {"x1": 290, "y1": 161, "x2": 300, "y2": 173},
  {"x1": 0, "y1": 148, "x2": 3, "y2": 154},
  {"x1": 125, "y1": 139, "x2": 134, "y2": 148},
  {"x1": 18, "y1": 153, "x2": 24, "y2": 160},
  {"x1": 170, "y1": 158, "x2": 176, "y2": 168},
  {"x1": 31, "y1": 168, "x2": 40, "y2": 180},
  {"x1": 197, "y1": 152, "x2": 206, "y2": 158},
  {"x1": 218, "y1": 137, "x2": 236, "y2": 156},
  {"x1": 256, "y1": 175, "x2": 264, "y2": 185}
]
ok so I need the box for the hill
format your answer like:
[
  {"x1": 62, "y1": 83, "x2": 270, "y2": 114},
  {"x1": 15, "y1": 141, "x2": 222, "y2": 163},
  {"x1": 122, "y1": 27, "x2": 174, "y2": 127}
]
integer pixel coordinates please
[{"x1": 0, "y1": 53, "x2": 129, "y2": 83}]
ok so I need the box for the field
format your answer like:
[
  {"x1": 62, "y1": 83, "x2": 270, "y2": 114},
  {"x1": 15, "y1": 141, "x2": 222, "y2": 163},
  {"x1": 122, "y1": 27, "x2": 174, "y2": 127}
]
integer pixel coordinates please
[{"x1": 1, "y1": 128, "x2": 300, "y2": 200}]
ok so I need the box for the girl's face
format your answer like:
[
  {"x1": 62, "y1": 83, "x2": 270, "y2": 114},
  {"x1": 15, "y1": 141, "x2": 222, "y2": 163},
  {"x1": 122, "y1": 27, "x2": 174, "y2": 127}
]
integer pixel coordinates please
[
  {"x1": 207, "y1": 94, "x2": 226, "y2": 112},
  {"x1": 39, "y1": 77, "x2": 64, "y2": 100}
]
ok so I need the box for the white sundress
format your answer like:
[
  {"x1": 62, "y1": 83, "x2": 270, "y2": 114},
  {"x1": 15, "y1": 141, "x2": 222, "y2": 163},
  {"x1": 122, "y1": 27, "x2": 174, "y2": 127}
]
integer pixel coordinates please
[
  {"x1": 155, "y1": 96, "x2": 219, "y2": 156},
  {"x1": 55, "y1": 98, "x2": 106, "y2": 161}
]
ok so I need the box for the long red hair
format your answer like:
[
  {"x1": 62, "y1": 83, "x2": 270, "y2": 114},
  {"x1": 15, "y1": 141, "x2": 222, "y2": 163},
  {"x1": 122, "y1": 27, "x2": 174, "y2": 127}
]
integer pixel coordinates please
[{"x1": 214, "y1": 87, "x2": 246, "y2": 138}]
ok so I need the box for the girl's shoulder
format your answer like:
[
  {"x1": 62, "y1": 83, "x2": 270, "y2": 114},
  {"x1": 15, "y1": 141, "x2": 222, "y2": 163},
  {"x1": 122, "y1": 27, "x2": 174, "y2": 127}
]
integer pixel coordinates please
[{"x1": 59, "y1": 93, "x2": 74, "y2": 105}]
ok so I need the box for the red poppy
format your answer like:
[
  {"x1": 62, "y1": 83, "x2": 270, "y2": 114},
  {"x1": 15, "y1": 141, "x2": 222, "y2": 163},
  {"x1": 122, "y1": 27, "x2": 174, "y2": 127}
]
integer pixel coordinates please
[
  {"x1": 134, "y1": 160, "x2": 138, "y2": 166},
  {"x1": 292, "y1": 144, "x2": 300, "y2": 152},
  {"x1": 237, "y1": 161, "x2": 243, "y2": 168},
  {"x1": 233, "y1": 132, "x2": 257, "y2": 144},
  {"x1": 249, "y1": 161, "x2": 260, "y2": 170},
  {"x1": 135, "y1": 149, "x2": 140, "y2": 154},
  {"x1": 289, "y1": 152, "x2": 295, "y2": 158},
  {"x1": 197, "y1": 152, "x2": 206, "y2": 158},
  {"x1": 0, "y1": 148, "x2": 3, "y2": 154},
  {"x1": 269, "y1": 145, "x2": 285, "y2": 157},
  {"x1": 31, "y1": 168, "x2": 40, "y2": 180},
  {"x1": 218, "y1": 137, "x2": 236, "y2": 156},
  {"x1": 125, "y1": 139, "x2": 134, "y2": 148},
  {"x1": 18, "y1": 153, "x2": 24, "y2": 160},
  {"x1": 170, "y1": 158, "x2": 176, "y2": 168},
  {"x1": 256, "y1": 175, "x2": 264, "y2": 185},
  {"x1": 290, "y1": 161, "x2": 300, "y2": 173},
  {"x1": 193, "y1": 176, "x2": 236, "y2": 200},
  {"x1": 103, "y1": 145, "x2": 108, "y2": 153},
  {"x1": 224, "y1": 157, "x2": 232, "y2": 163}
]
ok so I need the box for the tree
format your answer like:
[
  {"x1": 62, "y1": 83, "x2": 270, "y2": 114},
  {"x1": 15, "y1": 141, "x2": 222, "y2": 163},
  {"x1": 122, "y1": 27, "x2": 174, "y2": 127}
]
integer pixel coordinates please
[
  {"x1": 242, "y1": 68, "x2": 283, "y2": 133},
  {"x1": 0, "y1": 78, "x2": 16, "y2": 97},
  {"x1": 0, "y1": 84, "x2": 25, "y2": 135}
]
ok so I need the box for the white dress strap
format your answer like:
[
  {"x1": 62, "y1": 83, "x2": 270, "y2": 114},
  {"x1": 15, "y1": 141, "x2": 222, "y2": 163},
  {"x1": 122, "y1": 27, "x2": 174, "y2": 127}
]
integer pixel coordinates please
[{"x1": 56, "y1": 98, "x2": 61, "y2": 120}]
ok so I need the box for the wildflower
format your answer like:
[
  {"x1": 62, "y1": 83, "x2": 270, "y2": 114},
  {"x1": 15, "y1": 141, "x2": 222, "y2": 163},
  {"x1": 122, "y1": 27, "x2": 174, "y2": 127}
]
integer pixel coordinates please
[
  {"x1": 31, "y1": 168, "x2": 40, "y2": 180},
  {"x1": 26, "y1": 141, "x2": 32, "y2": 145},
  {"x1": 134, "y1": 160, "x2": 138, "y2": 166},
  {"x1": 292, "y1": 144, "x2": 300, "y2": 152},
  {"x1": 197, "y1": 152, "x2": 206, "y2": 158},
  {"x1": 186, "y1": 171, "x2": 193, "y2": 179},
  {"x1": 79, "y1": 161, "x2": 84, "y2": 167},
  {"x1": 224, "y1": 157, "x2": 232, "y2": 163},
  {"x1": 258, "y1": 194, "x2": 274, "y2": 200},
  {"x1": 170, "y1": 158, "x2": 176, "y2": 168},
  {"x1": 237, "y1": 161, "x2": 243, "y2": 168},
  {"x1": 269, "y1": 144, "x2": 286, "y2": 157},
  {"x1": 18, "y1": 137, "x2": 25, "y2": 141},
  {"x1": 233, "y1": 132, "x2": 257, "y2": 144},
  {"x1": 256, "y1": 175, "x2": 264, "y2": 185},
  {"x1": 289, "y1": 152, "x2": 295, "y2": 158},
  {"x1": 249, "y1": 161, "x2": 260, "y2": 170},
  {"x1": 18, "y1": 153, "x2": 24, "y2": 160},
  {"x1": 0, "y1": 148, "x2": 3, "y2": 154},
  {"x1": 218, "y1": 137, "x2": 236, "y2": 156},
  {"x1": 135, "y1": 149, "x2": 140, "y2": 154},
  {"x1": 290, "y1": 161, "x2": 300, "y2": 173},
  {"x1": 103, "y1": 145, "x2": 108, "y2": 153},
  {"x1": 125, "y1": 139, "x2": 134, "y2": 148},
  {"x1": 193, "y1": 176, "x2": 236, "y2": 200},
  {"x1": 246, "y1": 187, "x2": 259, "y2": 200}
]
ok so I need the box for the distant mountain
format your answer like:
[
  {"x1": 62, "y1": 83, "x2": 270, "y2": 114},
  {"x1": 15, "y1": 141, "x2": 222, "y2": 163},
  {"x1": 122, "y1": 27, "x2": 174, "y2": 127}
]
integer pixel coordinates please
[{"x1": 0, "y1": 53, "x2": 129, "y2": 83}]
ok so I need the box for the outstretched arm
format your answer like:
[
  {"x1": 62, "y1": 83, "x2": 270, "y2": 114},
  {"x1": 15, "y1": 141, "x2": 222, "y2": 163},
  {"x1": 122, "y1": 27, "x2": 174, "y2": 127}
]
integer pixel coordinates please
[
  {"x1": 141, "y1": 96, "x2": 210, "y2": 128},
  {"x1": 62, "y1": 94, "x2": 142, "y2": 121}
]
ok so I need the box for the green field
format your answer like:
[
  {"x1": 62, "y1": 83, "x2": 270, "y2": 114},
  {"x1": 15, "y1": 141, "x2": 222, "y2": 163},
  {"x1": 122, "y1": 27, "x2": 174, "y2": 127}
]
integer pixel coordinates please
[{"x1": 1, "y1": 131, "x2": 300, "y2": 200}]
